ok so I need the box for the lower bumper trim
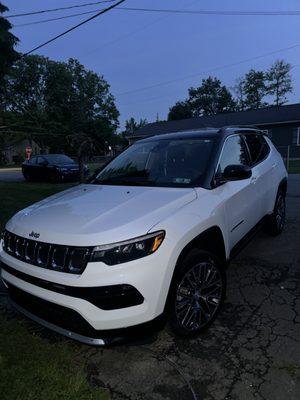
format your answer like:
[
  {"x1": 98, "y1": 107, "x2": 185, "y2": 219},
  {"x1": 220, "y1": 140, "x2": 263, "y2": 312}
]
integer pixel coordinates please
[{"x1": 10, "y1": 299, "x2": 106, "y2": 346}]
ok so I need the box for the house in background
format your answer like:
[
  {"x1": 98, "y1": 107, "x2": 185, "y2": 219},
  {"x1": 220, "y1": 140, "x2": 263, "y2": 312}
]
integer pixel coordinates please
[
  {"x1": 2, "y1": 139, "x2": 43, "y2": 164},
  {"x1": 130, "y1": 103, "x2": 300, "y2": 158}
]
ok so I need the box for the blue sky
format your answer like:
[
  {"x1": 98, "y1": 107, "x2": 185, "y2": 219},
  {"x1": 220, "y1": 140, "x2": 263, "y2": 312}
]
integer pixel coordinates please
[{"x1": 6, "y1": 0, "x2": 300, "y2": 129}]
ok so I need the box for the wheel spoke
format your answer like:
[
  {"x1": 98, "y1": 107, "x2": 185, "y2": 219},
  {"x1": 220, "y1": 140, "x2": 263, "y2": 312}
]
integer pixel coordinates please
[{"x1": 175, "y1": 260, "x2": 223, "y2": 331}]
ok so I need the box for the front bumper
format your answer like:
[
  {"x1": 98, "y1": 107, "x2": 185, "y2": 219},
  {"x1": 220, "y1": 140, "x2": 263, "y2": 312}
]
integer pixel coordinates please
[
  {"x1": 0, "y1": 237, "x2": 174, "y2": 343},
  {"x1": 3, "y1": 280, "x2": 165, "y2": 346}
]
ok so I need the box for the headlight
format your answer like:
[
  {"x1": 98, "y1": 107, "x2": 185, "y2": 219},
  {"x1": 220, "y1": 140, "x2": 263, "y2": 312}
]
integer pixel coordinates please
[
  {"x1": 59, "y1": 167, "x2": 68, "y2": 172},
  {"x1": 91, "y1": 231, "x2": 165, "y2": 265}
]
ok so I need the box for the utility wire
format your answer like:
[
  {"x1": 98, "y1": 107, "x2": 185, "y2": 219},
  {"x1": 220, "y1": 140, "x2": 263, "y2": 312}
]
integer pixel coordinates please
[
  {"x1": 6, "y1": 1, "x2": 115, "y2": 18},
  {"x1": 23, "y1": 0, "x2": 126, "y2": 56},
  {"x1": 78, "y1": 0, "x2": 200, "y2": 58},
  {"x1": 9, "y1": 6, "x2": 300, "y2": 25},
  {"x1": 12, "y1": 7, "x2": 300, "y2": 28},
  {"x1": 117, "y1": 7, "x2": 300, "y2": 16},
  {"x1": 116, "y1": 44, "x2": 300, "y2": 97},
  {"x1": 14, "y1": 9, "x2": 106, "y2": 27}
]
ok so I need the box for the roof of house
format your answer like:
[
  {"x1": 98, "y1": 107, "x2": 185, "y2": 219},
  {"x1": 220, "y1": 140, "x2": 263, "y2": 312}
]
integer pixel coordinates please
[{"x1": 133, "y1": 103, "x2": 300, "y2": 139}]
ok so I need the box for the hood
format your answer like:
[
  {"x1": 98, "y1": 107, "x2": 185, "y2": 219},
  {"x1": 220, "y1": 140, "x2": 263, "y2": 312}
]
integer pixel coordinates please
[{"x1": 6, "y1": 184, "x2": 197, "y2": 246}]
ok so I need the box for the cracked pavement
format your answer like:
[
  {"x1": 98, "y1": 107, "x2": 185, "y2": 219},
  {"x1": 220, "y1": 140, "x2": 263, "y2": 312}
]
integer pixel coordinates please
[{"x1": 1, "y1": 175, "x2": 300, "y2": 400}]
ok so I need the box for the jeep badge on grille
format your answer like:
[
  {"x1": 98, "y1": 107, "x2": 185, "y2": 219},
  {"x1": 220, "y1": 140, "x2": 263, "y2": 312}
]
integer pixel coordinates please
[{"x1": 29, "y1": 231, "x2": 40, "y2": 239}]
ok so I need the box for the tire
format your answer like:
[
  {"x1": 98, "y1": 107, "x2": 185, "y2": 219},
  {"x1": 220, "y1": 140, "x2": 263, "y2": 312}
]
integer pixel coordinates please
[
  {"x1": 23, "y1": 171, "x2": 31, "y2": 181},
  {"x1": 264, "y1": 189, "x2": 286, "y2": 236},
  {"x1": 169, "y1": 249, "x2": 226, "y2": 337},
  {"x1": 49, "y1": 172, "x2": 59, "y2": 183}
]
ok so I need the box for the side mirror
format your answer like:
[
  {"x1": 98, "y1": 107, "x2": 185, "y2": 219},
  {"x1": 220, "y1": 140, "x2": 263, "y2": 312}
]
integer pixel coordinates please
[{"x1": 223, "y1": 164, "x2": 252, "y2": 181}]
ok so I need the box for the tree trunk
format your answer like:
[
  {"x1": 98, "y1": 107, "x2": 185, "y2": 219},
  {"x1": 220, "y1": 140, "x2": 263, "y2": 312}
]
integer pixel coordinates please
[{"x1": 77, "y1": 142, "x2": 86, "y2": 184}]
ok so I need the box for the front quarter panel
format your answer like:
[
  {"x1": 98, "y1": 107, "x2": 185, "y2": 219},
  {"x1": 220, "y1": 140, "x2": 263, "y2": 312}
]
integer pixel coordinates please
[{"x1": 148, "y1": 188, "x2": 228, "y2": 316}]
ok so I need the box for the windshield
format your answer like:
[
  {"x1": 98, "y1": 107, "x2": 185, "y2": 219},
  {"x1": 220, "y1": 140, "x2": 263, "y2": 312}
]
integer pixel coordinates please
[
  {"x1": 94, "y1": 138, "x2": 214, "y2": 188},
  {"x1": 45, "y1": 155, "x2": 75, "y2": 164}
]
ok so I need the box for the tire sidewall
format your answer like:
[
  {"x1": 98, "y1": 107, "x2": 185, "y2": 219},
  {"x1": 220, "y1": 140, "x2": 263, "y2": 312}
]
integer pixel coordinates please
[{"x1": 266, "y1": 188, "x2": 286, "y2": 235}]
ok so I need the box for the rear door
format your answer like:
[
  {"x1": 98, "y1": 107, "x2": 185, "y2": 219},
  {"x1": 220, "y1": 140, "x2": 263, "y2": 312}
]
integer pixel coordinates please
[
  {"x1": 243, "y1": 133, "x2": 273, "y2": 218},
  {"x1": 36, "y1": 156, "x2": 48, "y2": 180},
  {"x1": 214, "y1": 134, "x2": 260, "y2": 250}
]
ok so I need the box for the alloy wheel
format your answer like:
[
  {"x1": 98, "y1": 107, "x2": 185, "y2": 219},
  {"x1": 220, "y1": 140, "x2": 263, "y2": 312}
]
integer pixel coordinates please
[
  {"x1": 175, "y1": 261, "x2": 223, "y2": 332},
  {"x1": 275, "y1": 194, "x2": 286, "y2": 231}
]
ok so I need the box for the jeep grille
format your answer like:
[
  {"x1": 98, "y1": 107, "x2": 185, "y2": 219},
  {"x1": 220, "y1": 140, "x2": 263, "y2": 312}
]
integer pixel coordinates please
[{"x1": 2, "y1": 230, "x2": 92, "y2": 274}]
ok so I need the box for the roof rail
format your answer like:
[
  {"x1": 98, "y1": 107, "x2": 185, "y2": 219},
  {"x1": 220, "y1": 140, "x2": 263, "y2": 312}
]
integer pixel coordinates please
[{"x1": 222, "y1": 125, "x2": 260, "y2": 130}]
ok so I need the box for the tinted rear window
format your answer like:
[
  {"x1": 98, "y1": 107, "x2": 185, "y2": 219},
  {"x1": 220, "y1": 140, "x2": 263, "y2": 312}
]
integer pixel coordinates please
[{"x1": 244, "y1": 134, "x2": 270, "y2": 165}]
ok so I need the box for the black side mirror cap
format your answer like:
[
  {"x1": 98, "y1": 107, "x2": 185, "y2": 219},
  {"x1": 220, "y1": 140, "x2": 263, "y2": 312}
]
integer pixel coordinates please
[{"x1": 223, "y1": 164, "x2": 252, "y2": 181}]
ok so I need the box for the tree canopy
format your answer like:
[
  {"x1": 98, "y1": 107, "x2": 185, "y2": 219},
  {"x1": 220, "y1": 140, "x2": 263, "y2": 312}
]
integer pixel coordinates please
[
  {"x1": 266, "y1": 60, "x2": 292, "y2": 106},
  {"x1": 0, "y1": 2, "x2": 19, "y2": 96},
  {"x1": 124, "y1": 117, "x2": 148, "y2": 135},
  {"x1": 168, "y1": 60, "x2": 293, "y2": 120},
  {"x1": 168, "y1": 77, "x2": 236, "y2": 120},
  {"x1": 2, "y1": 55, "x2": 119, "y2": 155}
]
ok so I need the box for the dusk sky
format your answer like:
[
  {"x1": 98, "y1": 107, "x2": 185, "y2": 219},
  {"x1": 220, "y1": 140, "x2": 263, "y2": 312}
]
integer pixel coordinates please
[{"x1": 6, "y1": 0, "x2": 300, "y2": 129}]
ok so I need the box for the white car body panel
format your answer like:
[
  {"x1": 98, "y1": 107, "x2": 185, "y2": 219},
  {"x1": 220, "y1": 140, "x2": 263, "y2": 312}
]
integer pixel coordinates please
[
  {"x1": 0, "y1": 131, "x2": 288, "y2": 340},
  {"x1": 5, "y1": 184, "x2": 197, "y2": 246}
]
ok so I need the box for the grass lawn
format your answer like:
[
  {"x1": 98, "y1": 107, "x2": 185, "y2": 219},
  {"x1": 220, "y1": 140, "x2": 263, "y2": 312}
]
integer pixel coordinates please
[
  {"x1": 0, "y1": 182, "x2": 109, "y2": 400},
  {"x1": 0, "y1": 182, "x2": 74, "y2": 231},
  {"x1": 288, "y1": 159, "x2": 300, "y2": 174}
]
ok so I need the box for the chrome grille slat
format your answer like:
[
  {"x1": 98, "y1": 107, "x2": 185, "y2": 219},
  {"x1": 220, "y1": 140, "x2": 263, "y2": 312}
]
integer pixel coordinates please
[{"x1": 2, "y1": 230, "x2": 90, "y2": 274}]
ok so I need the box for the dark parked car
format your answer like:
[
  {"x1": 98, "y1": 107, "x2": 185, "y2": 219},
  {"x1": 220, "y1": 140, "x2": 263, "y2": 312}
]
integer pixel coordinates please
[{"x1": 22, "y1": 154, "x2": 89, "y2": 182}]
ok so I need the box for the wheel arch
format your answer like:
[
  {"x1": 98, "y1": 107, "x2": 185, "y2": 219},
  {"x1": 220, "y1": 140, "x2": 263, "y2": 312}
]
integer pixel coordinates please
[
  {"x1": 163, "y1": 225, "x2": 227, "y2": 315},
  {"x1": 278, "y1": 177, "x2": 287, "y2": 196},
  {"x1": 175, "y1": 226, "x2": 227, "y2": 270}
]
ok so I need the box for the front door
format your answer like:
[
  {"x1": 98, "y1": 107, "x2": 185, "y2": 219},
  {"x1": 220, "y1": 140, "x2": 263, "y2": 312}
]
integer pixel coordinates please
[{"x1": 214, "y1": 135, "x2": 260, "y2": 251}]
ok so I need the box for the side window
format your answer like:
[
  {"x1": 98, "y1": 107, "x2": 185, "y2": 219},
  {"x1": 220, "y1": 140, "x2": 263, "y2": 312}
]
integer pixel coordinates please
[
  {"x1": 36, "y1": 156, "x2": 45, "y2": 165},
  {"x1": 29, "y1": 156, "x2": 37, "y2": 165},
  {"x1": 217, "y1": 135, "x2": 249, "y2": 175},
  {"x1": 244, "y1": 134, "x2": 270, "y2": 165}
]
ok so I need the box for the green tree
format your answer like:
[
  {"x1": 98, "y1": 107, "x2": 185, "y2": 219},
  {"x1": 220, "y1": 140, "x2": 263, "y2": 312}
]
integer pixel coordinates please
[
  {"x1": 3, "y1": 55, "x2": 119, "y2": 176},
  {"x1": 124, "y1": 117, "x2": 147, "y2": 135},
  {"x1": 242, "y1": 69, "x2": 268, "y2": 110},
  {"x1": 188, "y1": 77, "x2": 236, "y2": 117},
  {"x1": 266, "y1": 60, "x2": 292, "y2": 106},
  {"x1": 233, "y1": 77, "x2": 246, "y2": 112},
  {"x1": 0, "y1": 2, "x2": 19, "y2": 161},
  {"x1": 168, "y1": 101, "x2": 192, "y2": 120},
  {"x1": 168, "y1": 77, "x2": 236, "y2": 120},
  {"x1": 0, "y1": 2, "x2": 19, "y2": 100}
]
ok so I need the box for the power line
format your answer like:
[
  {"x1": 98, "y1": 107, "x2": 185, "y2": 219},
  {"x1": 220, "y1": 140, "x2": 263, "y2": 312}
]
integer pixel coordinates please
[
  {"x1": 23, "y1": 0, "x2": 126, "y2": 56},
  {"x1": 12, "y1": 7, "x2": 300, "y2": 28},
  {"x1": 117, "y1": 7, "x2": 300, "y2": 16},
  {"x1": 14, "y1": 9, "x2": 106, "y2": 27},
  {"x1": 6, "y1": 1, "x2": 115, "y2": 18},
  {"x1": 10, "y1": 6, "x2": 300, "y2": 25},
  {"x1": 117, "y1": 64, "x2": 300, "y2": 107},
  {"x1": 116, "y1": 43, "x2": 300, "y2": 97}
]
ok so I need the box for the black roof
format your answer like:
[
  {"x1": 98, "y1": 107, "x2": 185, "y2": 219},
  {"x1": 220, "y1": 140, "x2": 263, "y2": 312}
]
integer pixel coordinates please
[
  {"x1": 139, "y1": 127, "x2": 261, "y2": 143},
  {"x1": 139, "y1": 128, "x2": 220, "y2": 142},
  {"x1": 133, "y1": 103, "x2": 300, "y2": 139}
]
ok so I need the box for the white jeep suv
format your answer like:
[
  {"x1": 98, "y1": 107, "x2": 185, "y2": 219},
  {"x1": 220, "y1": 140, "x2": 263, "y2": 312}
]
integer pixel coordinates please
[{"x1": 0, "y1": 127, "x2": 287, "y2": 345}]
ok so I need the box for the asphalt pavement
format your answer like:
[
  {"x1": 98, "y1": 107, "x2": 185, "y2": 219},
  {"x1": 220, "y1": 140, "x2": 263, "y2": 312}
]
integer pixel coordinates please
[{"x1": 0, "y1": 168, "x2": 23, "y2": 182}]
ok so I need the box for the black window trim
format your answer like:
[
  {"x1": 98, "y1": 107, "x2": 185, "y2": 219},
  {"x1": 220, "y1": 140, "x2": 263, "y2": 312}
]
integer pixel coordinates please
[
  {"x1": 242, "y1": 132, "x2": 271, "y2": 167},
  {"x1": 215, "y1": 133, "x2": 251, "y2": 176}
]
